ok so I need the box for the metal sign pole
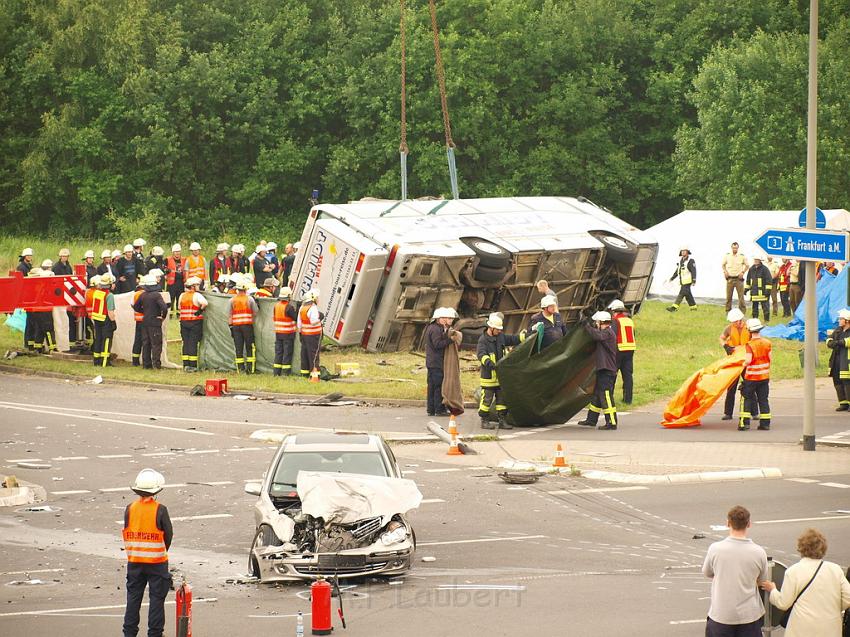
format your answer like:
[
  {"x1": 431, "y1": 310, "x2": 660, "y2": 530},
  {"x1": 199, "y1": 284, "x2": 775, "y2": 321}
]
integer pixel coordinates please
[{"x1": 803, "y1": 0, "x2": 818, "y2": 451}]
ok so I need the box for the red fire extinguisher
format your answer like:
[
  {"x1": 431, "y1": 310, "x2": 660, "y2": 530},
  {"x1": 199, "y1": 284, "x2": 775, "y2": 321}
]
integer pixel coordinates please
[
  {"x1": 311, "y1": 578, "x2": 333, "y2": 635},
  {"x1": 176, "y1": 578, "x2": 192, "y2": 637}
]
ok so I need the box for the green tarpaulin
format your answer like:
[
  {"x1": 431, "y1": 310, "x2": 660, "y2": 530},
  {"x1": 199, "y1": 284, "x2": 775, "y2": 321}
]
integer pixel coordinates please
[{"x1": 497, "y1": 324, "x2": 597, "y2": 426}]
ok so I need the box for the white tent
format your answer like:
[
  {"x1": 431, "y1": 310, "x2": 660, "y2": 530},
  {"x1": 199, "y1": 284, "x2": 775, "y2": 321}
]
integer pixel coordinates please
[{"x1": 646, "y1": 209, "x2": 850, "y2": 303}]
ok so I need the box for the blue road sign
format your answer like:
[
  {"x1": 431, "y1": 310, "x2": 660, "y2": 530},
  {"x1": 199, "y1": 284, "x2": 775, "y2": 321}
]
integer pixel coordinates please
[
  {"x1": 798, "y1": 207, "x2": 825, "y2": 229},
  {"x1": 756, "y1": 227, "x2": 848, "y2": 262}
]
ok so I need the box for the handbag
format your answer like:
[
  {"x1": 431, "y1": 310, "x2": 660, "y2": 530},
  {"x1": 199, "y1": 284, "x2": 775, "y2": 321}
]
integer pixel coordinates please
[{"x1": 778, "y1": 560, "x2": 823, "y2": 628}]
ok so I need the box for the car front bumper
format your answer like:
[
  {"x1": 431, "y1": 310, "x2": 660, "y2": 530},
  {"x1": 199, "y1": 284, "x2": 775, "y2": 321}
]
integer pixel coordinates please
[{"x1": 255, "y1": 544, "x2": 414, "y2": 582}]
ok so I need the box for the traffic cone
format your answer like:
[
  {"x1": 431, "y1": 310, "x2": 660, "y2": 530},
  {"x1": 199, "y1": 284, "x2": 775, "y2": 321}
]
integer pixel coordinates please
[
  {"x1": 309, "y1": 368, "x2": 320, "y2": 383},
  {"x1": 552, "y1": 443, "x2": 567, "y2": 468},
  {"x1": 446, "y1": 415, "x2": 462, "y2": 456}
]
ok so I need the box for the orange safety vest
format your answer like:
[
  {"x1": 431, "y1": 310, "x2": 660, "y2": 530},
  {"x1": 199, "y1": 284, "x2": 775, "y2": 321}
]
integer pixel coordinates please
[
  {"x1": 91, "y1": 289, "x2": 109, "y2": 322},
  {"x1": 230, "y1": 294, "x2": 253, "y2": 325},
  {"x1": 133, "y1": 290, "x2": 144, "y2": 323},
  {"x1": 744, "y1": 338, "x2": 772, "y2": 381},
  {"x1": 299, "y1": 304, "x2": 322, "y2": 336},
  {"x1": 85, "y1": 287, "x2": 97, "y2": 318},
  {"x1": 186, "y1": 255, "x2": 206, "y2": 281},
  {"x1": 122, "y1": 499, "x2": 167, "y2": 564},
  {"x1": 726, "y1": 324, "x2": 751, "y2": 348},
  {"x1": 614, "y1": 313, "x2": 636, "y2": 352},
  {"x1": 166, "y1": 256, "x2": 183, "y2": 285},
  {"x1": 179, "y1": 292, "x2": 203, "y2": 322},
  {"x1": 255, "y1": 289, "x2": 273, "y2": 298},
  {"x1": 274, "y1": 300, "x2": 297, "y2": 334}
]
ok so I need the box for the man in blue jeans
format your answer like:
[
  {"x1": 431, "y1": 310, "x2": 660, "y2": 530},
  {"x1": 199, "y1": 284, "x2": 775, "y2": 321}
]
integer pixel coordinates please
[{"x1": 702, "y1": 505, "x2": 768, "y2": 636}]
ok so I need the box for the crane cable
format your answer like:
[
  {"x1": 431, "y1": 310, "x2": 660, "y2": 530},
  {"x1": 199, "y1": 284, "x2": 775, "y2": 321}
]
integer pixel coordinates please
[
  {"x1": 428, "y1": 0, "x2": 460, "y2": 199},
  {"x1": 399, "y1": 0, "x2": 409, "y2": 200}
]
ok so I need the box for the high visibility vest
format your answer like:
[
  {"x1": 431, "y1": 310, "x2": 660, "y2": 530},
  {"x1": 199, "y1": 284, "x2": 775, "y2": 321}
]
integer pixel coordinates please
[
  {"x1": 187, "y1": 255, "x2": 206, "y2": 281},
  {"x1": 274, "y1": 301, "x2": 297, "y2": 334},
  {"x1": 230, "y1": 294, "x2": 253, "y2": 326},
  {"x1": 122, "y1": 499, "x2": 167, "y2": 564},
  {"x1": 614, "y1": 314, "x2": 636, "y2": 352},
  {"x1": 91, "y1": 289, "x2": 110, "y2": 322},
  {"x1": 133, "y1": 290, "x2": 144, "y2": 323},
  {"x1": 677, "y1": 260, "x2": 693, "y2": 285},
  {"x1": 179, "y1": 292, "x2": 203, "y2": 322},
  {"x1": 166, "y1": 257, "x2": 183, "y2": 285},
  {"x1": 744, "y1": 338, "x2": 772, "y2": 381},
  {"x1": 778, "y1": 264, "x2": 791, "y2": 291},
  {"x1": 255, "y1": 289, "x2": 273, "y2": 298},
  {"x1": 726, "y1": 324, "x2": 751, "y2": 348},
  {"x1": 299, "y1": 304, "x2": 322, "y2": 336},
  {"x1": 85, "y1": 287, "x2": 97, "y2": 318}
]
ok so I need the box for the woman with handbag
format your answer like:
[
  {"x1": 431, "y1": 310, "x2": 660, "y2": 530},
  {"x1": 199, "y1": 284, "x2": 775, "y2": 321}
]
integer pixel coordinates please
[{"x1": 760, "y1": 528, "x2": 850, "y2": 636}]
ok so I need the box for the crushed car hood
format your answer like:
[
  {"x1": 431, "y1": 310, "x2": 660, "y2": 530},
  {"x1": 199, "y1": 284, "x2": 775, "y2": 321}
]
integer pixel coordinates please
[{"x1": 296, "y1": 471, "x2": 422, "y2": 525}]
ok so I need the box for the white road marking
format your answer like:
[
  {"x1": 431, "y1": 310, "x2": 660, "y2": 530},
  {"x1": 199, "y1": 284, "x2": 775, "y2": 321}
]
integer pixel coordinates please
[
  {"x1": 2, "y1": 568, "x2": 64, "y2": 575},
  {"x1": 51, "y1": 490, "x2": 91, "y2": 495},
  {"x1": 172, "y1": 514, "x2": 233, "y2": 522},
  {"x1": 547, "y1": 486, "x2": 649, "y2": 495},
  {"x1": 669, "y1": 619, "x2": 704, "y2": 625},
  {"x1": 820, "y1": 482, "x2": 850, "y2": 489},
  {"x1": 142, "y1": 451, "x2": 176, "y2": 457},
  {"x1": 97, "y1": 454, "x2": 132, "y2": 459},
  {"x1": 5, "y1": 458, "x2": 43, "y2": 463},
  {"x1": 185, "y1": 449, "x2": 219, "y2": 455},
  {"x1": 785, "y1": 477, "x2": 819, "y2": 483},
  {"x1": 423, "y1": 468, "x2": 461, "y2": 473},
  {"x1": 755, "y1": 514, "x2": 850, "y2": 525},
  {"x1": 0, "y1": 598, "x2": 218, "y2": 618},
  {"x1": 99, "y1": 486, "x2": 131, "y2": 493},
  {"x1": 50, "y1": 456, "x2": 88, "y2": 461},
  {"x1": 420, "y1": 498, "x2": 445, "y2": 504},
  {"x1": 436, "y1": 584, "x2": 525, "y2": 591},
  {"x1": 226, "y1": 447, "x2": 265, "y2": 452},
  {"x1": 417, "y1": 535, "x2": 546, "y2": 547}
]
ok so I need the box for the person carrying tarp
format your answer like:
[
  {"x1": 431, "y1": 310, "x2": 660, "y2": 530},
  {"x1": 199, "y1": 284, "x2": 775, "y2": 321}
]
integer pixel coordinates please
[
  {"x1": 744, "y1": 256, "x2": 772, "y2": 322},
  {"x1": 273, "y1": 287, "x2": 297, "y2": 376},
  {"x1": 423, "y1": 307, "x2": 456, "y2": 417},
  {"x1": 229, "y1": 278, "x2": 258, "y2": 373},
  {"x1": 667, "y1": 247, "x2": 697, "y2": 312},
  {"x1": 578, "y1": 311, "x2": 619, "y2": 430},
  {"x1": 476, "y1": 313, "x2": 523, "y2": 430},
  {"x1": 527, "y1": 295, "x2": 568, "y2": 349},
  {"x1": 178, "y1": 276, "x2": 208, "y2": 372},
  {"x1": 718, "y1": 309, "x2": 750, "y2": 421},
  {"x1": 91, "y1": 274, "x2": 117, "y2": 367},
  {"x1": 298, "y1": 288, "x2": 323, "y2": 378},
  {"x1": 826, "y1": 309, "x2": 850, "y2": 411},
  {"x1": 739, "y1": 318, "x2": 772, "y2": 431},
  {"x1": 608, "y1": 299, "x2": 636, "y2": 405}
]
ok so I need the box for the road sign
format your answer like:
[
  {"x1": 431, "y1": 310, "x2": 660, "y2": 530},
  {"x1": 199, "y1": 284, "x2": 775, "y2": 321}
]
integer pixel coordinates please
[
  {"x1": 755, "y1": 227, "x2": 848, "y2": 262},
  {"x1": 798, "y1": 207, "x2": 825, "y2": 228}
]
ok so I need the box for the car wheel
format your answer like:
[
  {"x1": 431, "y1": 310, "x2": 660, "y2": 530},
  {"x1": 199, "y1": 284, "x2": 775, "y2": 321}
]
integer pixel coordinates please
[
  {"x1": 248, "y1": 525, "x2": 281, "y2": 579},
  {"x1": 248, "y1": 531, "x2": 261, "y2": 578},
  {"x1": 594, "y1": 232, "x2": 637, "y2": 264},
  {"x1": 473, "y1": 263, "x2": 508, "y2": 283},
  {"x1": 460, "y1": 236, "x2": 512, "y2": 268}
]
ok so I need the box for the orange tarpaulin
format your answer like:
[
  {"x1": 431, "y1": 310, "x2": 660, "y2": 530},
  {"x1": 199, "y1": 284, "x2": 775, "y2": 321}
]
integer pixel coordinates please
[{"x1": 662, "y1": 349, "x2": 747, "y2": 428}]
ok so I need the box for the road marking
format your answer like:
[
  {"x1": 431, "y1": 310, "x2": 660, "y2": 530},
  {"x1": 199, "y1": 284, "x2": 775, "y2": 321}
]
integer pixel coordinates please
[
  {"x1": 547, "y1": 486, "x2": 649, "y2": 495},
  {"x1": 190, "y1": 481, "x2": 234, "y2": 486},
  {"x1": 249, "y1": 612, "x2": 314, "y2": 619},
  {"x1": 417, "y1": 535, "x2": 546, "y2": 547},
  {"x1": 5, "y1": 458, "x2": 43, "y2": 463},
  {"x1": 51, "y1": 490, "x2": 91, "y2": 495},
  {"x1": 50, "y1": 456, "x2": 88, "y2": 461},
  {"x1": 0, "y1": 598, "x2": 218, "y2": 618},
  {"x1": 142, "y1": 451, "x2": 176, "y2": 457},
  {"x1": 436, "y1": 584, "x2": 525, "y2": 591},
  {"x1": 0, "y1": 402, "x2": 214, "y2": 437},
  {"x1": 2, "y1": 568, "x2": 64, "y2": 575},
  {"x1": 785, "y1": 477, "x2": 819, "y2": 483},
  {"x1": 185, "y1": 449, "x2": 219, "y2": 455},
  {"x1": 669, "y1": 619, "x2": 704, "y2": 625},
  {"x1": 173, "y1": 514, "x2": 233, "y2": 522},
  {"x1": 99, "y1": 487, "x2": 131, "y2": 493},
  {"x1": 755, "y1": 514, "x2": 850, "y2": 525},
  {"x1": 420, "y1": 498, "x2": 445, "y2": 504},
  {"x1": 226, "y1": 447, "x2": 265, "y2": 452},
  {"x1": 423, "y1": 468, "x2": 461, "y2": 473},
  {"x1": 820, "y1": 482, "x2": 850, "y2": 489},
  {"x1": 97, "y1": 454, "x2": 132, "y2": 459}
]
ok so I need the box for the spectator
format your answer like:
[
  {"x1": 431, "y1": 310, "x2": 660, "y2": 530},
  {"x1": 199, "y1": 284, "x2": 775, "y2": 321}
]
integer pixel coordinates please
[
  {"x1": 282, "y1": 243, "x2": 296, "y2": 284},
  {"x1": 252, "y1": 245, "x2": 273, "y2": 283},
  {"x1": 722, "y1": 242, "x2": 748, "y2": 313},
  {"x1": 745, "y1": 256, "x2": 772, "y2": 322}
]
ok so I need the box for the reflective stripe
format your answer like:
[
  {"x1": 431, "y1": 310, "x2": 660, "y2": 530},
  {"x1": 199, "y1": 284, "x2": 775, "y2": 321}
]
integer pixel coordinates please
[
  {"x1": 187, "y1": 255, "x2": 206, "y2": 280},
  {"x1": 299, "y1": 305, "x2": 322, "y2": 335},
  {"x1": 230, "y1": 295, "x2": 253, "y2": 325},
  {"x1": 615, "y1": 315, "x2": 636, "y2": 352},
  {"x1": 274, "y1": 301, "x2": 296, "y2": 334},
  {"x1": 125, "y1": 550, "x2": 167, "y2": 559},
  {"x1": 166, "y1": 257, "x2": 182, "y2": 285},
  {"x1": 91, "y1": 289, "x2": 109, "y2": 322},
  {"x1": 744, "y1": 339, "x2": 772, "y2": 381},
  {"x1": 123, "y1": 499, "x2": 167, "y2": 564},
  {"x1": 179, "y1": 292, "x2": 203, "y2": 321}
]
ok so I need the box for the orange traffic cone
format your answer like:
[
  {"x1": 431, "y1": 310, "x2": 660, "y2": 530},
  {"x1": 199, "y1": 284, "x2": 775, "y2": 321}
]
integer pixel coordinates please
[
  {"x1": 552, "y1": 443, "x2": 567, "y2": 468},
  {"x1": 446, "y1": 415, "x2": 462, "y2": 456},
  {"x1": 309, "y1": 368, "x2": 321, "y2": 383}
]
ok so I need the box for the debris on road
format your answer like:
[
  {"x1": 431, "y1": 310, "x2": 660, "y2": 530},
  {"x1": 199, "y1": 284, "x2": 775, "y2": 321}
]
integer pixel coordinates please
[
  {"x1": 22, "y1": 505, "x2": 61, "y2": 512},
  {"x1": 426, "y1": 422, "x2": 477, "y2": 455},
  {"x1": 189, "y1": 385, "x2": 205, "y2": 396},
  {"x1": 421, "y1": 556, "x2": 436, "y2": 563},
  {"x1": 86, "y1": 375, "x2": 103, "y2": 385},
  {"x1": 273, "y1": 392, "x2": 359, "y2": 407},
  {"x1": 498, "y1": 471, "x2": 544, "y2": 484}
]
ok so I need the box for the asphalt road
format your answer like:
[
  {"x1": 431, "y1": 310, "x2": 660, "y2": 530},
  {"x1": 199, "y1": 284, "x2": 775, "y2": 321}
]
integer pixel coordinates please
[{"x1": 1, "y1": 374, "x2": 849, "y2": 636}]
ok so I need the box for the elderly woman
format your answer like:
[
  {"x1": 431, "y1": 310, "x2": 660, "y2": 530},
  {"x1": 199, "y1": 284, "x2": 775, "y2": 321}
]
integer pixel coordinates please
[{"x1": 760, "y1": 528, "x2": 850, "y2": 636}]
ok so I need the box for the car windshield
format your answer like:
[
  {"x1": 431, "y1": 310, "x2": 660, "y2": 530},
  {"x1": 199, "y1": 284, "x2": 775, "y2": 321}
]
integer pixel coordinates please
[{"x1": 271, "y1": 451, "x2": 389, "y2": 494}]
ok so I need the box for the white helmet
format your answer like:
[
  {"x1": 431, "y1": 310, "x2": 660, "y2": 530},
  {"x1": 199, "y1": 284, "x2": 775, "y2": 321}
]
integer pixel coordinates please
[
  {"x1": 172, "y1": 243, "x2": 182, "y2": 253},
  {"x1": 41, "y1": 259, "x2": 53, "y2": 269},
  {"x1": 189, "y1": 242, "x2": 201, "y2": 251},
  {"x1": 540, "y1": 295, "x2": 557, "y2": 309},
  {"x1": 262, "y1": 277, "x2": 279, "y2": 288},
  {"x1": 152, "y1": 246, "x2": 164, "y2": 257},
  {"x1": 216, "y1": 242, "x2": 229, "y2": 252},
  {"x1": 132, "y1": 468, "x2": 165, "y2": 495},
  {"x1": 217, "y1": 272, "x2": 231, "y2": 283},
  {"x1": 148, "y1": 268, "x2": 164, "y2": 279},
  {"x1": 267, "y1": 241, "x2": 277, "y2": 251},
  {"x1": 111, "y1": 249, "x2": 122, "y2": 259},
  {"x1": 607, "y1": 299, "x2": 625, "y2": 311},
  {"x1": 84, "y1": 250, "x2": 95, "y2": 259},
  {"x1": 838, "y1": 309, "x2": 850, "y2": 321},
  {"x1": 486, "y1": 313, "x2": 504, "y2": 330},
  {"x1": 293, "y1": 242, "x2": 301, "y2": 250},
  {"x1": 140, "y1": 274, "x2": 157, "y2": 287},
  {"x1": 133, "y1": 238, "x2": 146, "y2": 248},
  {"x1": 123, "y1": 244, "x2": 134, "y2": 253},
  {"x1": 28, "y1": 267, "x2": 43, "y2": 277},
  {"x1": 234, "y1": 279, "x2": 249, "y2": 291},
  {"x1": 99, "y1": 273, "x2": 115, "y2": 286},
  {"x1": 231, "y1": 244, "x2": 244, "y2": 254},
  {"x1": 303, "y1": 288, "x2": 319, "y2": 303},
  {"x1": 727, "y1": 309, "x2": 745, "y2": 322},
  {"x1": 431, "y1": 307, "x2": 455, "y2": 320},
  {"x1": 40, "y1": 268, "x2": 54, "y2": 277},
  {"x1": 21, "y1": 247, "x2": 33, "y2": 257},
  {"x1": 101, "y1": 249, "x2": 112, "y2": 258},
  {"x1": 58, "y1": 248, "x2": 70, "y2": 257},
  {"x1": 680, "y1": 246, "x2": 690, "y2": 253},
  {"x1": 592, "y1": 310, "x2": 612, "y2": 322},
  {"x1": 89, "y1": 275, "x2": 101, "y2": 287},
  {"x1": 255, "y1": 244, "x2": 266, "y2": 253},
  {"x1": 185, "y1": 276, "x2": 202, "y2": 288},
  {"x1": 279, "y1": 286, "x2": 292, "y2": 299},
  {"x1": 746, "y1": 318, "x2": 764, "y2": 332}
]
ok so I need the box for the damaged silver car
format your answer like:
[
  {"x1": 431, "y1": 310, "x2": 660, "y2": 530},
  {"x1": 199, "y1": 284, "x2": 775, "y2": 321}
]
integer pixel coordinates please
[{"x1": 244, "y1": 432, "x2": 421, "y2": 582}]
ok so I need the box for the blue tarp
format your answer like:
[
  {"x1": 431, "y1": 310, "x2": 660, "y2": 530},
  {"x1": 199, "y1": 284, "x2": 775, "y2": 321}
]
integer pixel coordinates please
[{"x1": 761, "y1": 268, "x2": 846, "y2": 341}]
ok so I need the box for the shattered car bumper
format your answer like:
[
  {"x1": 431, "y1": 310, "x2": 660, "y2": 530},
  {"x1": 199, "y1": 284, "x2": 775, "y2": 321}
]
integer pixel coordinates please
[{"x1": 254, "y1": 541, "x2": 414, "y2": 581}]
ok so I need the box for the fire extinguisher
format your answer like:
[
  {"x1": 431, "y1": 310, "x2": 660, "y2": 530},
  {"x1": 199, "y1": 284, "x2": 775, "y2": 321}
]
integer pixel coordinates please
[
  {"x1": 310, "y1": 578, "x2": 333, "y2": 635},
  {"x1": 176, "y1": 578, "x2": 192, "y2": 637}
]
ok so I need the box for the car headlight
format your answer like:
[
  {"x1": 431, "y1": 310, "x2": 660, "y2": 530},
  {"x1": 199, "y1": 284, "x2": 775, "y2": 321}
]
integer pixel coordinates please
[{"x1": 380, "y1": 521, "x2": 408, "y2": 546}]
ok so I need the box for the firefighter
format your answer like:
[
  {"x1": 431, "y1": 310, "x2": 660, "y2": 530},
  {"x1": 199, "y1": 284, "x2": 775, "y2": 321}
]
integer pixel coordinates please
[
  {"x1": 816, "y1": 260, "x2": 839, "y2": 281},
  {"x1": 719, "y1": 308, "x2": 750, "y2": 421},
  {"x1": 115, "y1": 244, "x2": 139, "y2": 294},
  {"x1": 122, "y1": 468, "x2": 172, "y2": 637},
  {"x1": 255, "y1": 277, "x2": 278, "y2": 298},
  {"x1": 667, "y1": 247, "x2": 697, "y2": 311},
  {"x1": 766, "y1": 256, "x2": 780, "y2": 318},
  {"x1": 30, "y1": 268, "x2": 57, "y2": 354},
  {"x1": 826, "y1": 309, "x2": 850, "y2": 411},
  {"x1": 424, "y1": 307, "x2": 456, "y2": 416},
  {"x1": 789, "y1": 260, "x2": 802, "y2": 312},
  {"x1": 97, "y1": 249, "x2": 115, "y2": 277},
  {"x1": 739, "y1": 318, "x2": 772, "y2": 431},
  {"x1": 16, "y1": 247, "x2": 34, "y2": 275},
  {"x1": 16, "y1": 248, "x2": 36, "y2": 350},
  {"x1": 578, "y1": 311, "x2": 619, "y2": 430},
  {"x1": 298, "y1": 288, "x2": 323, "y2": 378},
  {"x1": 131, "y1": 280, "x2": 145, "y2": 366},
  {"x1": 165, "y1": 244, "x2": 184, "y2": 318},
  {"x1": 145, "y1": 246, "x2": 165, "y2": 275},
  {"x1": 184, "y1": 242, "x2": 206, "y2": 290},
  {"x1": 211, "y1": 272, "x2": 230, "y2": 294},
  {"x1": 608, "y1": 299, "x2": 635, "y2": 404},
  {"x1": 745, "y1": 256, "x2": 772, "y2": 322},
  {"x1": 178, "y1": 276, "x2": 207, "y2": 372},
  {"x1": 231, "y1": 244, "x2": 249, "y2": 274},
  {"x1": 84, "y1": 274, "x2": 99, "y2": 348},
  {"x1": 476, "y1": 313, "x2": 521, "y2": 430},
  {"x1": 53, "y1": 252, "x2": 77, "y2": 346},
  {"x1": 272, "y1": 286, "x2": 298, "y2": 376},
  {"x1": 83, "y1": 250, "x2": 97, "y2": 283},
  {"x1": 132, "y1": 274, "x2": 168, "y2": 369},
  {"x1": 229, "y1": 279, "x2": 258, "y2": 373},
  {"x1": 210, "y1": 242, "x2": 231, "y2": 282},
  {"x1": 91, "y1": 274, "x2": 117, "y2": 367},
  {"x1": 527, "y1": 295, "x2": 568, "y2": 349},
  {"x1": 148, "y1": 268, "x2": 165, "y2": 291},
  {"x1": 777, "y1": 258, "x2": 792, "y2": 317},
  {"x1": 266, "y1": 241, "x2": 280, "y2": 278},
  {"x1": 131, "y1": 238, "x2": 148, "y2": 275}
]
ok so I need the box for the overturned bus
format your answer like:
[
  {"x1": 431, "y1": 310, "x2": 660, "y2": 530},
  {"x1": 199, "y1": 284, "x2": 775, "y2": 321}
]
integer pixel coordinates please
[{"x1": 289, "y1": 196, "x2": 657, "y2": 352}]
